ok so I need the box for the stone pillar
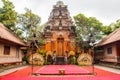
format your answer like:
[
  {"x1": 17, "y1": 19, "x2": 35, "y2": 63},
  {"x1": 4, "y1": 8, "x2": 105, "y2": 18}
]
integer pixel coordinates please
[
  {"x1": 64, "y1": 41, "x2": 67, "y2": 52},
  {"x1": 45, "y1": 42, "x2": 51, "y2": 51}
]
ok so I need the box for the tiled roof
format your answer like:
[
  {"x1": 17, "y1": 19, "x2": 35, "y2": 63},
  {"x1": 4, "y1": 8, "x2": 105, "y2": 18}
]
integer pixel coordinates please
[
  {"x1": 96, "y1": 28, "x2": 120, "y2": 46},
  {"x1": 0, "y1": 23, "x2": 25, "y2": 46}
]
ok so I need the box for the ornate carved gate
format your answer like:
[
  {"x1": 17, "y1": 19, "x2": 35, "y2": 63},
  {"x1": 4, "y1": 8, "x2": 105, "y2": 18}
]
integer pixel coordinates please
[{"x1": 57, "y1": 38, "x2": 64, "y2": 56}]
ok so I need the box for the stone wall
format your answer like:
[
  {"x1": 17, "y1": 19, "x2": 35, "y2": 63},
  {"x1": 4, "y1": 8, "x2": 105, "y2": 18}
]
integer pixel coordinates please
[{"x1": 0, "y1": 43, "x2": 23, "y2": 64}]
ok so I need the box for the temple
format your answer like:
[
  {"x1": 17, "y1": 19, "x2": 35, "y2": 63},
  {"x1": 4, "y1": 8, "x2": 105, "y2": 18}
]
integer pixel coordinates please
[{"x1": 44, "y1": 1, "x2": 76, "y2": 57}]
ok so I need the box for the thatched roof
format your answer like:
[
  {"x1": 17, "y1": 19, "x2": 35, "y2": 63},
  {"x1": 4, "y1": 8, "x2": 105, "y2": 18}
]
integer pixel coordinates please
[
  {"x1": 96, "y1": 28, "x2": 120, "y2": 47},
  {"x1": 0, "y1": 23, "x2": 25, "y2": 46}
]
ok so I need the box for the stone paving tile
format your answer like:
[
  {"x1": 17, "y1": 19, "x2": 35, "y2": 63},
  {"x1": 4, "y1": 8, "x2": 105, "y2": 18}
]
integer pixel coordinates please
[
  {"x1": 0, "y1": 66, "x2": 28, "y2": 76},
  {"x1": 95, "y1": 65, "x2": 120, "y2": 74}
]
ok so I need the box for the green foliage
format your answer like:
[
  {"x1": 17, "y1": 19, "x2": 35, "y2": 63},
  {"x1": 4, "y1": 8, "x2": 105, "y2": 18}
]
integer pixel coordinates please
[
  {"x1": 39, "y1": 49, "x2": 46, "y2": 56},
  {"x1": 74, "y1": 13, "x2": 103, "y2": 49},
  {"x1": 0, "y1": 0, "x2": 17, "y2": 31},
  {"x1": 101, "y1": 25, "x2": 113, "y2": 35},
  {"x1": 45, "y1": 55, "x2": 53, "y2": 65},
  {"x1": 74, "y1": 14, "x2": 88, "y2": 28},
  {"x1": 36, "y1": 31, "x2": 45, "y2": 45},
  {"x1": 37, "y1": 23, "x2": 47, "y2": 32},
  {"x1": 44, "y1": 61, "x2": 51, "y2": 65},
  {"x1": 0, "y1": 0, "x2": 23, "y2": 39},
  {"x1": 17, "y1": 8, "x2": 41, "y2": 42},
  {"x1": 35, "y1": 23, "x2": 47, "y2": 45},
  {"x1": 69, "y1": 56, "x2": 76, "y2": 64},
  {"x1": 114, "y1": 19, "x2": 120, "y2": 29},
  {"x1": 101, "y1": 19, "x2": 120, "y2": 35},
  {"x1": 22, "y1": 56, "x2": 29, "y2": 64}
]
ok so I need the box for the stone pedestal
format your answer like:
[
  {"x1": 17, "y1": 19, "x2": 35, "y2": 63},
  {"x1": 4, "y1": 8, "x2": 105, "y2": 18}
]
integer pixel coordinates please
[{"x1": 59, "y1": 69, "x2": 65, "y2": 75}]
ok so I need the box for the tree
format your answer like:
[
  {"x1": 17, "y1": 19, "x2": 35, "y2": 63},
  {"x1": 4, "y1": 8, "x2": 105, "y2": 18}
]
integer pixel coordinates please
[
  {"x1": 74, "y1": 13, "x2": 103, "y2": 49},
  {"x1": 17, "y1": 8, "x2": 41, "y2": 42},
  {"x1": 113, "y1": 19, "x2": 120, "y2": 30},
  {"x1": 0, "y1": 0, "x2": 17, "y2": 31},
  {"x1": 35, "y1": 23, "x2": 47, "y2": 45},
  {"x1": 101, "y1": 19, "x2": 120, "y2": 35},
  {"x1": 0, "y1": 0, "x2": 24, "y2": 39},
  {"x1": 37, "y1": 23, "x2": 47, "y2": 32},
  {"x1": 101, "y1": 25, "x2": 113, "y2": 35}
]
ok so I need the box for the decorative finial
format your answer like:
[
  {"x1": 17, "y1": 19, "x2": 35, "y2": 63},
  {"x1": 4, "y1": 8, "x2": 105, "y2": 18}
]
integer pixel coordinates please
[{"x1": 56, "y1": 1, "x2": 64, "y2": 6}]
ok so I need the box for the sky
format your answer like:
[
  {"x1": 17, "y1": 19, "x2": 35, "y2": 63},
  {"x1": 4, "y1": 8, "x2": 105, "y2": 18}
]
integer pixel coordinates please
[{"x1": 0, "y1": 0, "x2": 120, "y2": 25}]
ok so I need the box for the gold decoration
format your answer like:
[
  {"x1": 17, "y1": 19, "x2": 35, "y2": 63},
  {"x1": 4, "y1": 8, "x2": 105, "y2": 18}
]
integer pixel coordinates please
[
  {"x1": 29, "y1": 53, "x2": 44, "y2": 65},
  {"x1": 68, "y1": 51, "x2": 75, "y2": 57},
  {"x1": 77, "y1": 53, "x2": 93, "y2": 66},
  {"x1": 46, "y1": 51, "x2": 53, "y2": 57}
]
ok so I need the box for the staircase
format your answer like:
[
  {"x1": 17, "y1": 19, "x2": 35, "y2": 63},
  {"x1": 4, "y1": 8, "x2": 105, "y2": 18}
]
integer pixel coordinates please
[{"x1": 56, "y1": 56, "x2": 64, "y2": 64}]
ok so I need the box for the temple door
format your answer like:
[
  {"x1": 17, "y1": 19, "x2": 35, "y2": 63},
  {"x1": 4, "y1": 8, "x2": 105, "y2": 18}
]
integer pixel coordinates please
[{"x1": 57, "y1": 38, "x2": 64, "y2": 56}]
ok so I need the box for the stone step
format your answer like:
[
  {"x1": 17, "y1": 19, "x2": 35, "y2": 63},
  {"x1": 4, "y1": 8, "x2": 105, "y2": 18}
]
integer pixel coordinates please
[{"x1": 56, "y1": 56, "x2": 65, "y2": 65}]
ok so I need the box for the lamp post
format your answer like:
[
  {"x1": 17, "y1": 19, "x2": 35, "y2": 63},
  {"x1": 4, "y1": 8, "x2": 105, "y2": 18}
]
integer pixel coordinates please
[
  {"x1": 30, "y1": 34, "x2": 36, "y2": 75},
  {"x1": 88, "y1": 33, "x2": 95, "y2": 74}
]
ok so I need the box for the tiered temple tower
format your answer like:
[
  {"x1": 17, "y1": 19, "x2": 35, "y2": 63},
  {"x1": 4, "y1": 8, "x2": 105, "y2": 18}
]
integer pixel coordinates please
[{"x1": 44, "y1": 1, "x2": 76, "y2": 56}]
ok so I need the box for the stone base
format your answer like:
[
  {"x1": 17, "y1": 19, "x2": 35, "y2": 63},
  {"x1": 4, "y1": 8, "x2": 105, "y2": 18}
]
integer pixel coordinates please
[{"x1": 59, "y1": 69, "x2": 65, "y2": 75}]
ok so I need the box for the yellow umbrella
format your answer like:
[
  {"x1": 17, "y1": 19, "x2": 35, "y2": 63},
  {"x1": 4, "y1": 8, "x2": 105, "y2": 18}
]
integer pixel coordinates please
[
  {"x1": 46, "y1": 51, "x2": 53, "y2": 57},
  {"x1": 68, "y1": 51, "x2": 75, "y2": 57}
]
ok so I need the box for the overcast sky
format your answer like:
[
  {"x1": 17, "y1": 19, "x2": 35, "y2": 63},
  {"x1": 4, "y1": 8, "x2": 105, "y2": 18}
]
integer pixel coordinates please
[{"x1": 0, "y1": 0, "x2": 120, "y2": 25}]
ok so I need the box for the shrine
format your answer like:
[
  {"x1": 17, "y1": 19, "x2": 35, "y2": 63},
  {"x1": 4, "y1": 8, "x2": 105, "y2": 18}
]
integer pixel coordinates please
[{"x1": 44, "y1": 1, "x2": 76, "y2": 57}]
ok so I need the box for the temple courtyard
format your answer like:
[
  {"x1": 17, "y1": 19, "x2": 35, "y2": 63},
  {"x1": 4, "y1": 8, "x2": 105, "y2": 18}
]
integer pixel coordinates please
[
  {"x1": 0, "y1": 65, "x2": 120, "y2": 80},
  {"x1": 0, "y1": 0, "x2": 120, "y2": 80}
]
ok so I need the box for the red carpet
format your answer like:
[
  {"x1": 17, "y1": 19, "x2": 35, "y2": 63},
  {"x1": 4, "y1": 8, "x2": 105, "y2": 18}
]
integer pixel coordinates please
[
  {"x1": 0, "y1": 65, "x2": 120, "y2": 80},
  {"x1": 1, "y1": 75, "x2": 120, "y2": 80},
  {"x1": 35, "y1": 65, "x2": 91, "y2": 75}
]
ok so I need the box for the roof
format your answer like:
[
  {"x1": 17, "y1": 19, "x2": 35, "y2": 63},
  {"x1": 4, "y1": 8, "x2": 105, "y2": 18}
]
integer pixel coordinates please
[
  {"x1": 96, "y1": 28, "x2": 120, "y2": 47},
  {"x1": 0, "y1": 23, "x2": 25, "y2": 46}
]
